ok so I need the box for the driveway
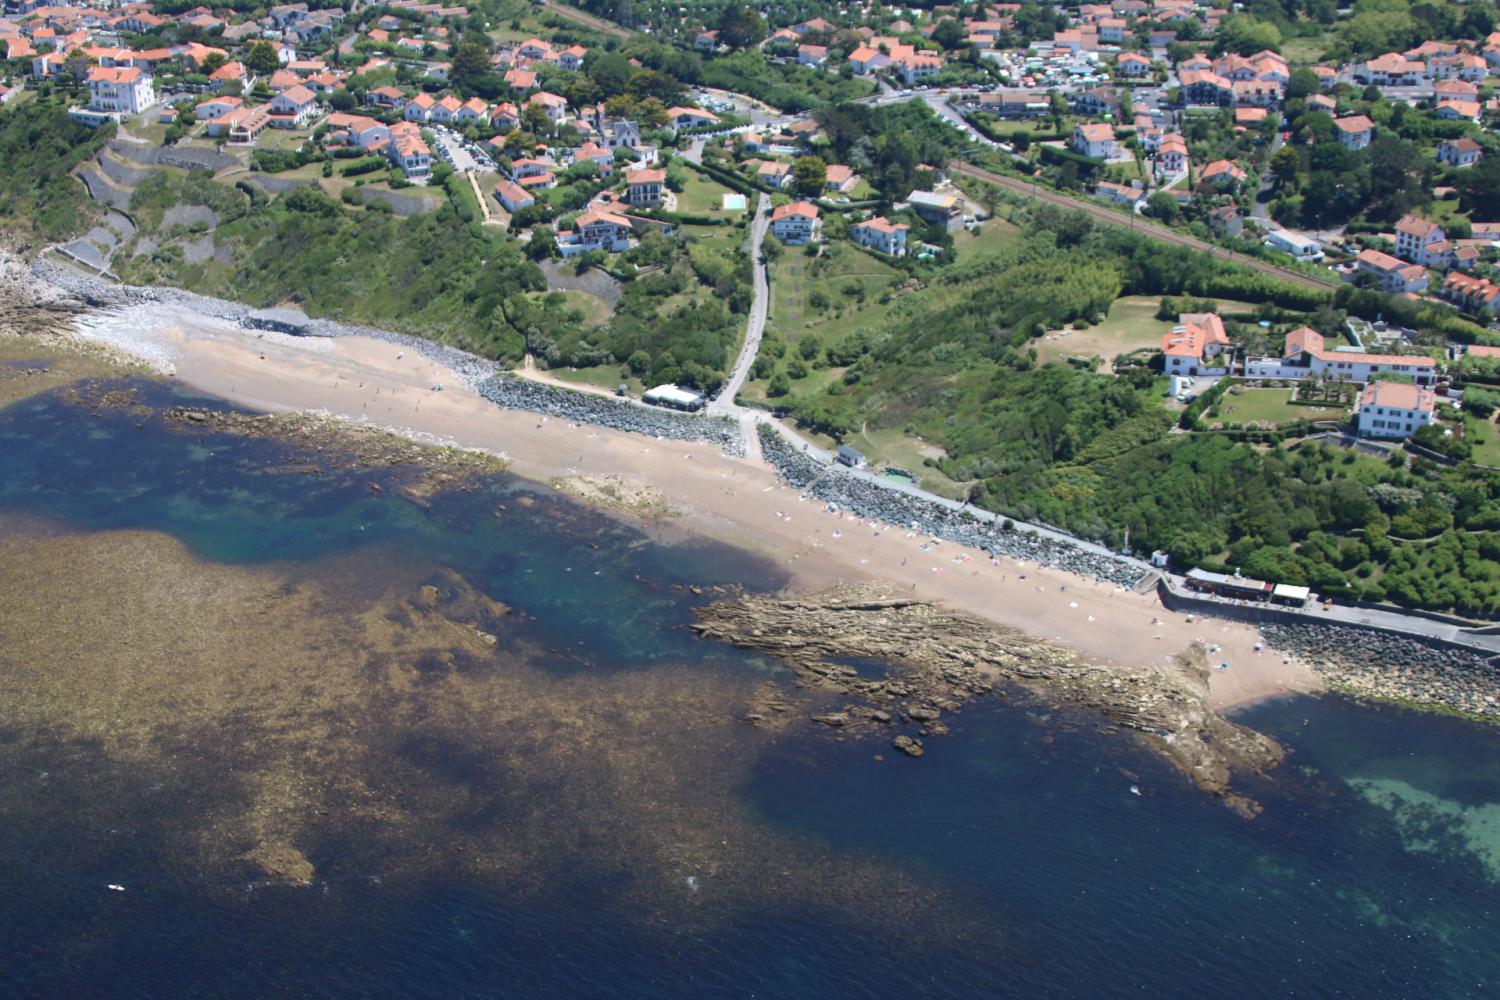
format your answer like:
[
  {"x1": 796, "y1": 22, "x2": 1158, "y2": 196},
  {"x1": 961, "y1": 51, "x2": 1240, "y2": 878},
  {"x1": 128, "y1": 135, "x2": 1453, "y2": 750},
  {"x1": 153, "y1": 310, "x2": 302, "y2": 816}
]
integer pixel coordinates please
[{"x1": 433, "y1": 131, "x2": 478, "y2": 173}]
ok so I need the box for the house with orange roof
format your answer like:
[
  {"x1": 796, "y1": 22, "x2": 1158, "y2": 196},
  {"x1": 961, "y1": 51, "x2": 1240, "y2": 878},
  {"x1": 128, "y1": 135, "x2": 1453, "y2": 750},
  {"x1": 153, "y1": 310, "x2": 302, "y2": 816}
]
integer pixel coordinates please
[
  {"x1": 560, "y1": 45, "x2": 588, "y2": 71},
  {"x1": 456, "y1": 96, "x2": 489, "y2": 123},
  {"x1": 558, "y1": 205, "x2": 636, "y2": 256},
  {"x1": 1355, "y1": 382, "x2": 1436, "y2": 440},
  {"x1": 1160, "y1": 313, "x2": 1231, "y2": 377},
  {"x1": 1200, "y1": 159, "x2": 1246, "y2": 188},
  {"x1": 504, "y1": 68, "x2": 537, "y2": 92},
  {"x1": 1441, "y1": 271, "x2": 1500, "y2": 315},
  {"x1": 1117, "y1": 51, "x2": 1151, "y2": 77},
  {"x1": 1394, "y1": 215, "x2": 1448, "y2": 267},
  {"x1": 528, "y1": 91, "x2": 568, "y2": 122},
  {"x1": 1072, "y1": 122, "x2": 1118, "y2": 159},
  {"x1": 1434, "y1": 97, "x2": 1481, "y2": 122},
  {"x1": 1438, "y1": 137, "x2": 1483, "y2": 168},
  {"x1": 849, "y1": 216, "x2": 909, "y2": 256},
  {"x1": 428, "y1": 94, "x2": 462, "y2": 123},
  {"x1": 1155, "y1": 133, "x2": 1188, "y2": 175},
  {"x1": 209, "y1": 61, "x2": 250, "y2": 94},
  {"x1": 1333, "y1": 115, "x2": 1374, "y2": 150},
  {"x1": 494, "y1": 179, "x2": 534, "y2": 214},
  {"x1": 1356, "y1": 249, "x2": 1429, "y2": 293},
  {"x1": 268, "y1": 84, "x2": 318, "y2": 127},
  {"x1": 770, "y1": 201, "x2": 821, "y2": 245},
  {"x1": 625, "y1": 167, "x2": 665, "y2": 206},
  {"x1": 404, "y1": 92, "x2": 436, "y2": 122}
]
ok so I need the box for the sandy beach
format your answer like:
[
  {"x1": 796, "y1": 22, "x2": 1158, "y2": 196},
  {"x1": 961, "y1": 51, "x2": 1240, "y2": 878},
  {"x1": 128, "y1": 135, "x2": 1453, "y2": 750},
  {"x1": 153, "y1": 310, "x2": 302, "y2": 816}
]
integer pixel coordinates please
[{"x1": 59, "y1": 302, "x2": 1319, "y2": 709}]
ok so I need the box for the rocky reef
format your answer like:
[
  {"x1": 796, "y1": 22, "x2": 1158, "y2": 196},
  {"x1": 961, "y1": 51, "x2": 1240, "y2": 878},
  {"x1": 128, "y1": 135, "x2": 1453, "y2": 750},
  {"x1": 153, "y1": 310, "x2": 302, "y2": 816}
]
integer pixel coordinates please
[{"x1": 693, "y1": 585, "x2": 1285, "y2": 814}]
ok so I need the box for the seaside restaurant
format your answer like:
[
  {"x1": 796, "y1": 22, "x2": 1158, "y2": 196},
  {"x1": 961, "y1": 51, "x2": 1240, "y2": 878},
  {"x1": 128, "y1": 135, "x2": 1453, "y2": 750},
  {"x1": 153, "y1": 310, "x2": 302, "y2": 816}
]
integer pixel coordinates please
[{"x1": 1183, "y1": 568, "x2": 1274, "y2": 602}]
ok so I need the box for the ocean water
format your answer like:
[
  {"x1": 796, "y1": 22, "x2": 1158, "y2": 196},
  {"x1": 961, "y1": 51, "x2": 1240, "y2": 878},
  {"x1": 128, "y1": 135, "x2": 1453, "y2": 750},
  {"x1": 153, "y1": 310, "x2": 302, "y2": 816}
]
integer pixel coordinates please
[{"x1": 1, "y1": 379, "x2": 1498, "y2": 999}]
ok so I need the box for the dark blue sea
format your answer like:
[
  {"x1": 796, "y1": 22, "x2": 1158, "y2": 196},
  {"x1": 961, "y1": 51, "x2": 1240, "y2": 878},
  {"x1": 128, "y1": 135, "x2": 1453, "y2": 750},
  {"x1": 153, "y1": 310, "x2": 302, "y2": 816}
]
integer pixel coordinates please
[{"x1": 1, "y1": 379, "x2": 1497, "y2": 998}]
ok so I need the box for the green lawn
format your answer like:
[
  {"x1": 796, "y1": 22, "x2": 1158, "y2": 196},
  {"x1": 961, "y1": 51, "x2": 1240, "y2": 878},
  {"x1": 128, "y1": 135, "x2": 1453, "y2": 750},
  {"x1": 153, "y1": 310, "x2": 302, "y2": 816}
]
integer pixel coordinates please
[
  {"x1": 1466, "y1": 414, "x2": 1500, "y2": 467},
  {"x1": 1216, "y1": 387, "x2": 1345, "y2": 425},
  {"x1": 953, "y1": 215, "x2": 1020, "y2": 261},
  {"x1": 548, "y1": 363, "x2": 641, "y2": 394},
  {"x1": 675, "y1": 171, "x2": 737, "y2": 216}
]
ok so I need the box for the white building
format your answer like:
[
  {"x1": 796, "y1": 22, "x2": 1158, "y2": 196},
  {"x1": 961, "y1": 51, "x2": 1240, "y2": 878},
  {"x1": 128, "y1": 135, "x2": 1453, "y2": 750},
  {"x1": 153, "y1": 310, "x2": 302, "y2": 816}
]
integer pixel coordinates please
[
  {"x1": 770, "y1": 201, "x2": 821, "y2": 245},
  {"x1": 81, "y1": 65, "x2": 155, "y2": 117},
  {"x1": 1160, "y1": 313, "x2": 1230, "y2": 377},
  {"x1": 849, "y1": 217, "x2": 909, "y2": 256},
  {"x1": 1072, "y1": 122, "x2": 1118, "y2": 160},
  {"x1": 1264, "y1": 229, "x2": 1323, "y2": 262},
  {"x1": 1356, "y1": 381, "x2": 1436, "y2": 440}
]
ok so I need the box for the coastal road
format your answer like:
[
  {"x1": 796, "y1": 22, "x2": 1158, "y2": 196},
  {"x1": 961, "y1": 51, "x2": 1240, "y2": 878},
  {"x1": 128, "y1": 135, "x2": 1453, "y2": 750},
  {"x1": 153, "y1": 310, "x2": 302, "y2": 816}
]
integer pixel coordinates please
[{"x1": 947, "y1": 162, "x2": 1338, "y2": 293}]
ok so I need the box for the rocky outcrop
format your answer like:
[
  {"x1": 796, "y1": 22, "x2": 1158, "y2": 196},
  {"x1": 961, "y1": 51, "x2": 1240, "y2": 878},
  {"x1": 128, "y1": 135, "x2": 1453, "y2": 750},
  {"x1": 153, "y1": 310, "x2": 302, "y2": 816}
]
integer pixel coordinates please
[
  {"x1": 551, "y1": 474, "x2": 668, "y2": 517},
  {"x1": 693, "y1": 586, "x2": 1284, "y2": 813}
]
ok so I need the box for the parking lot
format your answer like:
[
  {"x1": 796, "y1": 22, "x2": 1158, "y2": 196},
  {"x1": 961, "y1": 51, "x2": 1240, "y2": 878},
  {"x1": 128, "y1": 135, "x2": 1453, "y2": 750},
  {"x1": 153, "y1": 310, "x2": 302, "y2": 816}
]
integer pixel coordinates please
[{"x1": 431, "y1": 127, "x2": 496, "y2": 173}]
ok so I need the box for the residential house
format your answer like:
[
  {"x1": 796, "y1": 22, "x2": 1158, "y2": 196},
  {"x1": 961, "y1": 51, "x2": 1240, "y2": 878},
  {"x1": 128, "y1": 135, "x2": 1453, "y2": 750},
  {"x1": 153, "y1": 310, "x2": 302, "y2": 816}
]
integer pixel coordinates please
[
  {"x1": 1117, "y1": 52, "x2": 1151, "y2": 77},
  {"x1": 1200, "y1": 159, "x2": 1246, "y2": 188},
  {"x1": 624, "y1": 167, "x2": 664, "y2": 206},
  {"x1": 1355, "y1": 382, "x2": 1436, "y2": 440},
  {"x1": 557, "y1": 205, "x2": 635, "y2": 257},
  {"x1": 906, "y1": 190, "x2": 963, "y2": 231},
  {"x1": 366, "y1": 85, "x2": 407, "y2": 110},
  {"x1": 1354, "y1": 52, "x2": 1425, "y2": 87},
  {"x1": 404, "y1": 93, "x2": 436, "y2": 122},
  {"x1": 1434, "y1": 97, "x2": 1481, "y2": 123},
  {"x1": 1355, "y1": 248, "x2": 1429, "y2": 293},
  {"x1": 1096, "y1": 180, "x2": 1146, "y2": 208},
  {"x1": 559, "y1": 45, "x2": 587, "y2": 71},
  {"x1": 1441, "y1": 271, "x2": 1500, "y2": 315},
  {"x1": 757, "y1": 160, "x2": 792, "y2": 189},
  {"x1": 209, "y1": 61, "x2": 250, "y2": 94},
  {"x1": 504, "y1": 68, "x2": 536, "y2": 92},
  {"x1": 1243, "y1": 326, "x2": 1436, "y2": 384},
  {"x1": 489, "y1": 102, "x2": 519, "y2": 131},
  {"x1": 666, "y1": 106, "x2": 719, "y2": 130},
  {"x1": 893, "y1": 52, "x2": 943, "y2": 86},
  {"x1": 528, "y1": 91, "x2": 567, "y2": 122},
  {"x1": 847, "y1": 45, "x2": 887, "y2": 75},
  {"x1": 849, "y1": 216, "x2": 909, "y2": 256},
  {"x1": 1071, "y1": 86, "x2": 1119, "y2": 118},
  {"x1": 1180, "y1": 67, "x2": 1231, "y2": 105},
  {"x1": 824, "y1": 164, "x2": 858, "y2": 194},
  {"x1": 494, "y1": 179, "x2": 534, "y2": 213},
  {"x1": 797, "y1": 44, "x2": 827, "y2": 66},
  {"x1": 80, "y1": 65, "x2": 155, "y2": 117},
  {"x1": 1072, "y1": 122, "x2": 1118, "y2": 159},
  {"x1": 386, "y1": 122, "x2": 430, "y2": 176},
  {"x1": 195, "y1": 96, "x2": 243, "y2": 121},
  {"x1": 770, "y1": 201, "x2": 821, "y2": 245},
  {"x1": 1155, "y1": 133, "x2": 1188, "y2": 175},
  {"x1": 1394, "y1": 215, "x2": 1448, "y2": 267},
  {"x1": 515, "y1": 38, "x2": 551, "y2": 60},
  {"x1": 508, "y1": 157, "x2": 557, "y2": 189},
  {"x1": 455, "y1": 97, "x2": 489, "y2": 124},
  {"x1": 428, "y1": 94, "x2": 462, "y2": 123},
  {"x1": 1160, "y1": 312, "x2": 1230, "y2": 377},
  {"x1": 1333, "y1": 115, "x2": 1374, "y2": 150},
  {"x1": 268, "y1": 84, "x2": 318, "y2": 127},
  {"x1": 1438, "y1": 137, "x2": 1483, "y2": 168},
  {"x1": 326, "y1": 112, "x2": 389, "y2": 150}
]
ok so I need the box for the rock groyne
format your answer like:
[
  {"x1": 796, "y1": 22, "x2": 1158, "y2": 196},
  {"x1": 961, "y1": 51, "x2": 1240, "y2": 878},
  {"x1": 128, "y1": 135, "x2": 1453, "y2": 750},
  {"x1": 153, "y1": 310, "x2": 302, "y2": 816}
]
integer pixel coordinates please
[{"x1": 757, "y1": 424, "x2": 1144, "y2": 589}]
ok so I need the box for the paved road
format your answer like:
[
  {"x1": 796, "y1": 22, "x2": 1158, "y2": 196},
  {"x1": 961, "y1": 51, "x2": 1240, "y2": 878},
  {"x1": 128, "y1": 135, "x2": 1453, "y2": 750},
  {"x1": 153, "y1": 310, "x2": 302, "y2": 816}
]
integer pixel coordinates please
[
  {"x1": 948, "y1": 162, "x2": 1337, "y2": 292},
  {"x1": 709, "y1": 192, "x2": 770, "y2": 417},
  {"x1": 1251, "y1": 130, "x2": 1283, "y2": 224}
]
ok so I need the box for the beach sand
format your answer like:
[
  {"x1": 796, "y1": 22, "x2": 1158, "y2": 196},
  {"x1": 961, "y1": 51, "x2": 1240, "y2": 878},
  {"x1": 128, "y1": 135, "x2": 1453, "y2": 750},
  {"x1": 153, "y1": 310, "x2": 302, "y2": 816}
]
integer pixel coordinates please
[{"x1": 65, "y1": 306, "x2": 1320, "y2": 710}]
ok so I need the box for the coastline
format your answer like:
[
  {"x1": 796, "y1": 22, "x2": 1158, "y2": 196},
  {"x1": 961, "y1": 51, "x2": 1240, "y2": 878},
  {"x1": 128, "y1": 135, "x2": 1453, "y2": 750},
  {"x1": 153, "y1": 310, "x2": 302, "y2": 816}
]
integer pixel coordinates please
[{"x1": 0, "y1": 270, "x2": 1315, "y2": 717}]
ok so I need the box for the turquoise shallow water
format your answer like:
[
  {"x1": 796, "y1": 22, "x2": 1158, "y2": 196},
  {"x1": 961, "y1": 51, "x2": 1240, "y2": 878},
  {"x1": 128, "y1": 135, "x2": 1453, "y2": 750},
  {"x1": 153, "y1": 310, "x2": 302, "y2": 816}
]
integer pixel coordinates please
[{"x1": 2, "y1": 379, "x2": 1499, "y2": 998}]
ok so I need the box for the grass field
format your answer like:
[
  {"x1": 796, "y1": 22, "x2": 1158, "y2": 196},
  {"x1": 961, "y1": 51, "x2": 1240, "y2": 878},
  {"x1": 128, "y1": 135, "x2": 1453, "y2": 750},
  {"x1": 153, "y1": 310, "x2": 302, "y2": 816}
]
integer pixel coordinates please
[
  {"x1": 1216, "y1": 387, "x2": 1345, "y2": 425},
  {"x1": 531, "y1": 289, "x2": 613, "y2": 326},
  {"x1": 1034, "y1": 294, "x2": 1273, "y2": 365},
  {"x1": 1466, "y1": 414, "x2": 1500, "y2": 467},
  {"x1": 952, "y1": 216, "x2": 1020, "y2": 261},
  {"x1": 675, "y1": 171, "x2": 738, "y2": 216}
]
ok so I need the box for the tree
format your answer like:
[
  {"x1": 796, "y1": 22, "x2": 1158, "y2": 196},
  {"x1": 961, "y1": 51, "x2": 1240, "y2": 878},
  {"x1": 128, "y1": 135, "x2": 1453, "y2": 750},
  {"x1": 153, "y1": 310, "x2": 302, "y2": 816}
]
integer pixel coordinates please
[
  {"x1": 329, "y1": 89, "x2": 356, "y2": 112},
  {"x1": 527, "y1": 226, "x2": 557, "y2": 260},
  {"x1": 245, "y1": 40, "x2": 280, "y2": 77},
  {"x1": 1147, "y1": 190, "x2": 1179, "y2": 222},
  {"x1": 200, "y1": 51, "x2": 228, "y2": 75},
  {"x1": 1285, "y1": 67, "x2": 1320, "y2": 101},
  {"x1": 1214, "y1": 14, "x2": 1281, "y2": 56},
  {"x1": 716, "y1": 5, "x2": 766, "y2": 49},
  {"x1": 1457, "y1": 154, "x2": 1500, "y2": 218},
  {"x1": 1269, "y1": 145, "x2": 1300, "y2": 188},
  {"x1": 932, "y1": 18, "x2": 965, "y2": 50},
  {"x1": 792, "y1": 155, "x2": 827, "y2": 197},
  {"x1": 452, "y1": 40, "x2": 491, "y2": 90}
]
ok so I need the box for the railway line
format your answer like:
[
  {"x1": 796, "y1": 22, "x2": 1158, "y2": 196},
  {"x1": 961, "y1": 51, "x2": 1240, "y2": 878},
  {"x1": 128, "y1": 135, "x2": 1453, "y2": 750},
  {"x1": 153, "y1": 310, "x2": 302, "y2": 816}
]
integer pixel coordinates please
[{"x1": 947, "y1": 161, "x2": 1338, "y2": 294}]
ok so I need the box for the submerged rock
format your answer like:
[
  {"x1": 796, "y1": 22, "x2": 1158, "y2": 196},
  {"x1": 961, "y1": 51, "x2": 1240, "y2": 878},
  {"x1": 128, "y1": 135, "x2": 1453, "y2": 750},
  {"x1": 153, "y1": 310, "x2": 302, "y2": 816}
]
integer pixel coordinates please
[
  {"x1": 892, "y1": 735, "x2": 924, "y2": 758},
  {"x1": 241, "y1": 841, "x2": 315, "y2": 885}
]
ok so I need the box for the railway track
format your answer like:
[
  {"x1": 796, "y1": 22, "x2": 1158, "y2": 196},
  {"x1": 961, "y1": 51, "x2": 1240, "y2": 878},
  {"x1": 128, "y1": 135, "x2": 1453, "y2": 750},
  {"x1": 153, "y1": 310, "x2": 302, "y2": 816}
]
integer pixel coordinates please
[
  {"x1": 948, "y1": 161, "x2": 1337, "y2": 294},
  {"x1": 540, "y1": 0, "x2": 632, "y2": 39}
]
